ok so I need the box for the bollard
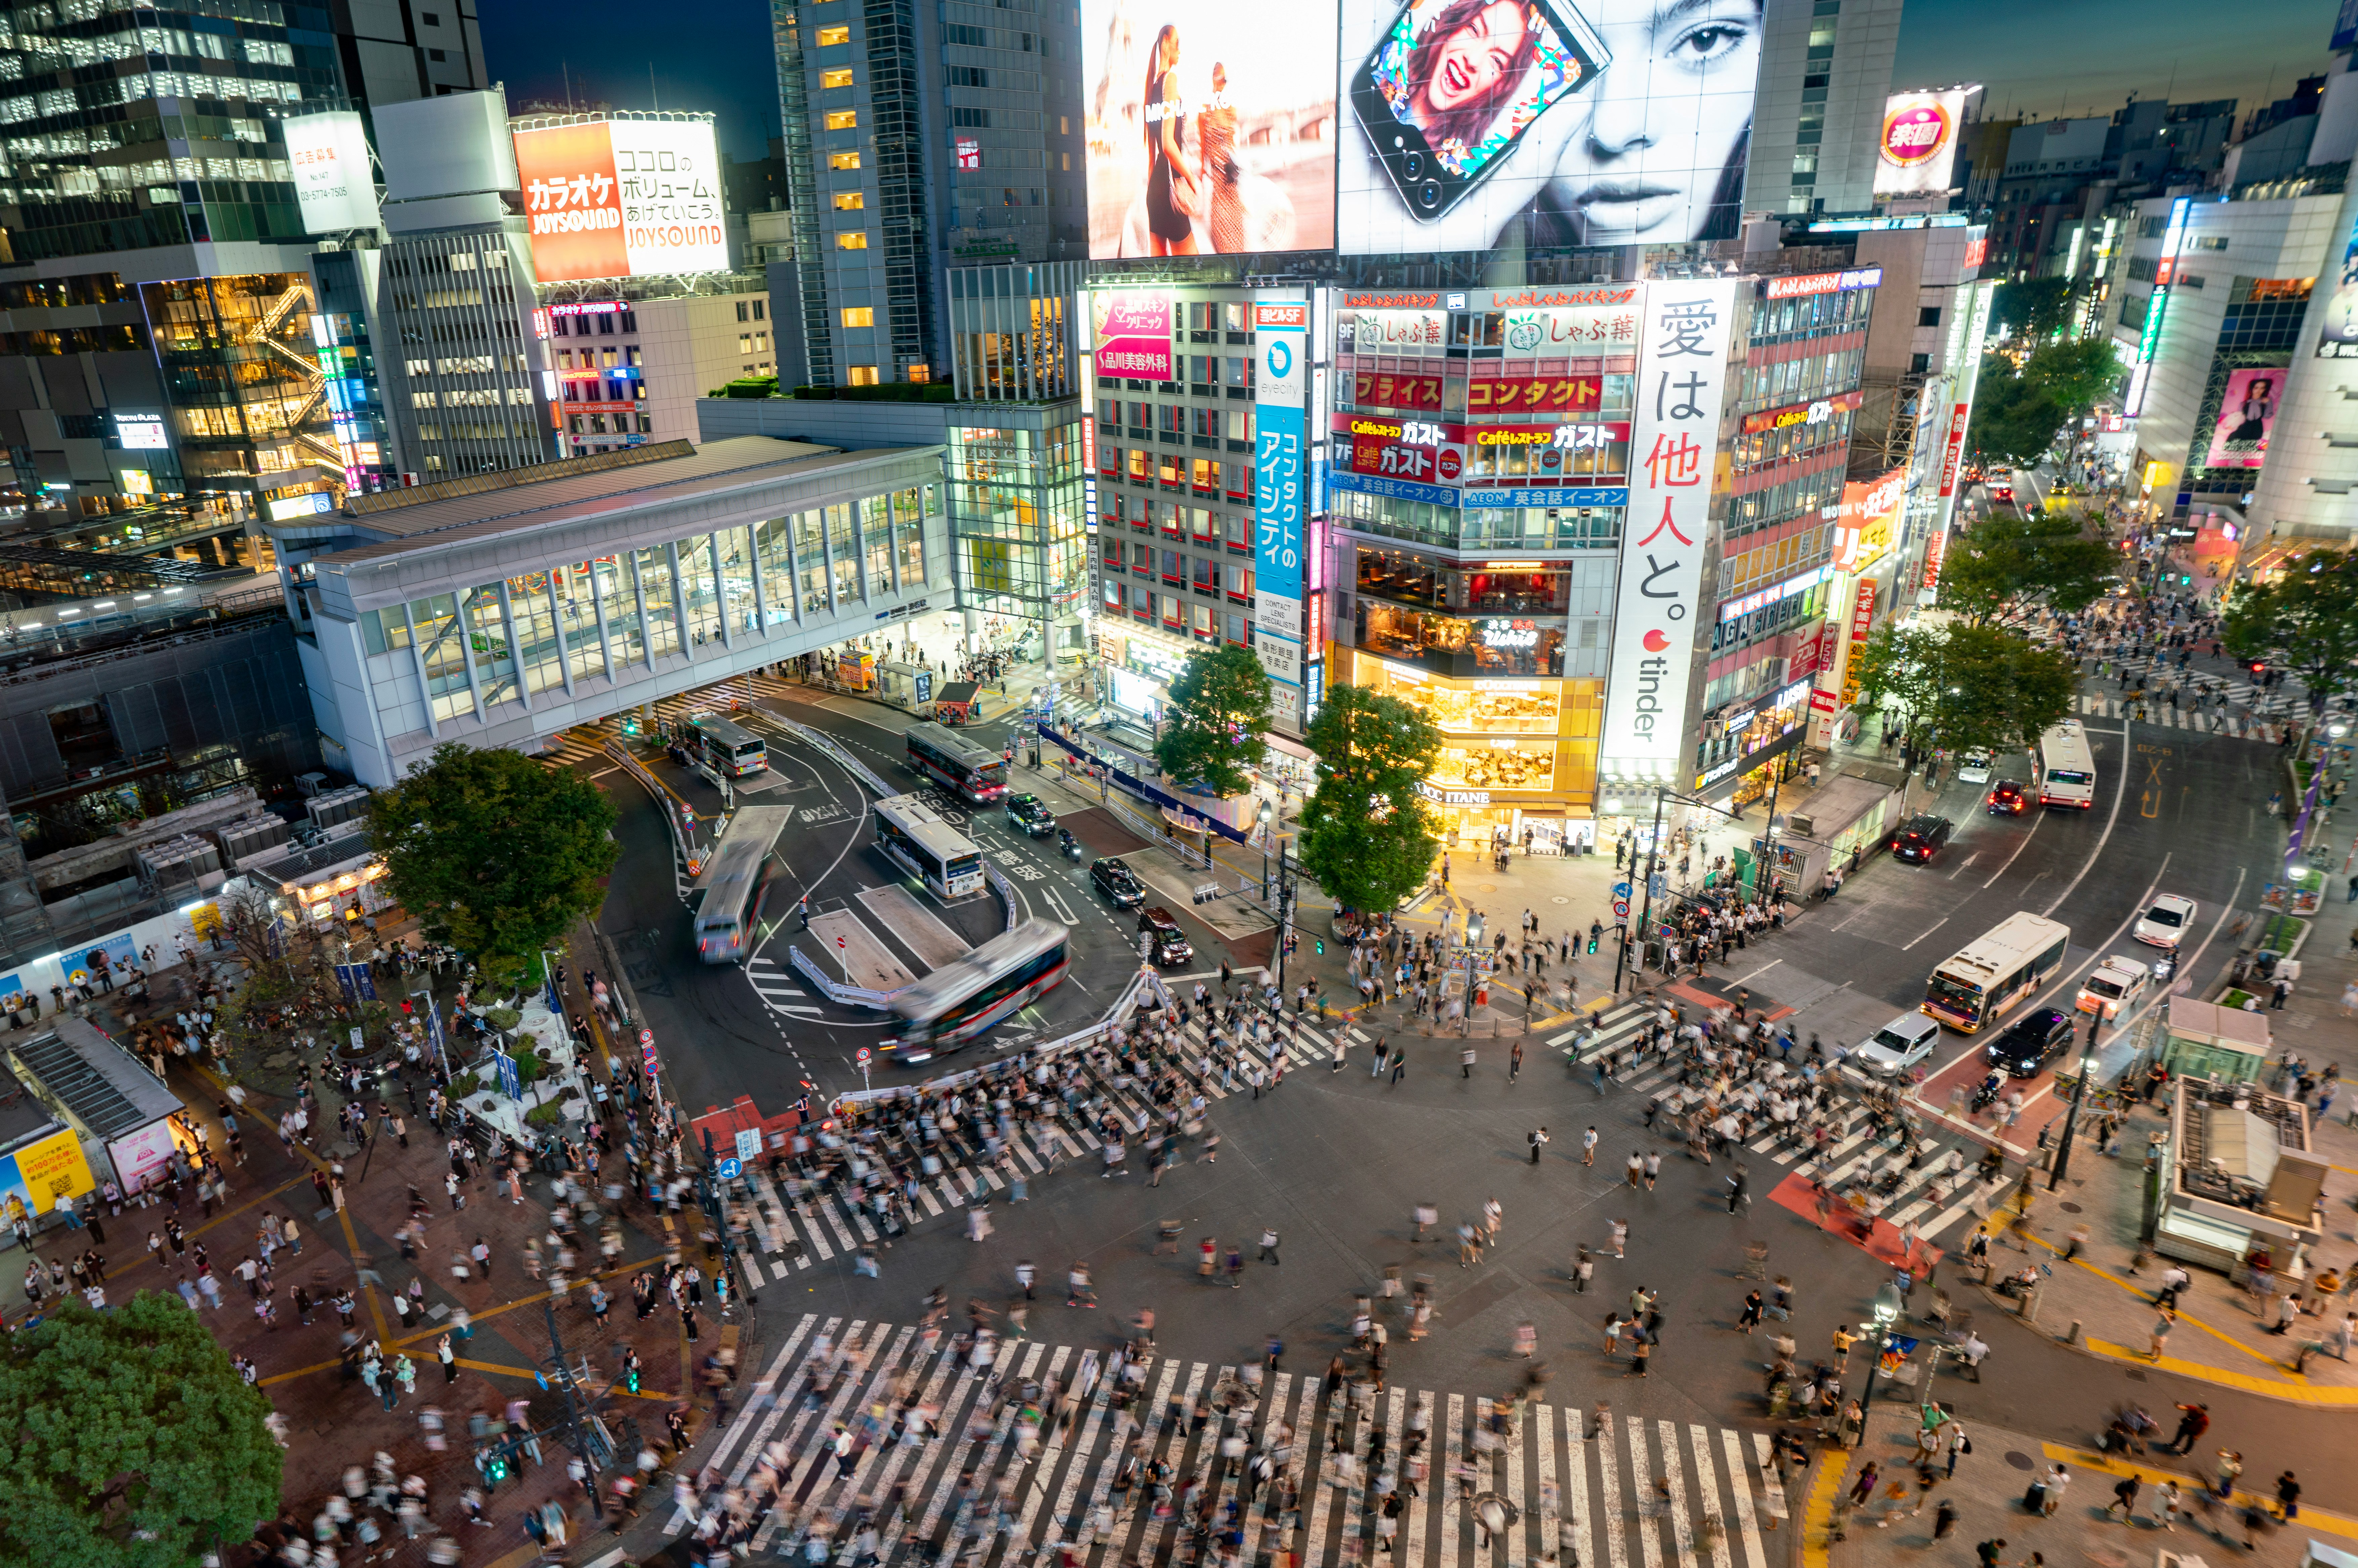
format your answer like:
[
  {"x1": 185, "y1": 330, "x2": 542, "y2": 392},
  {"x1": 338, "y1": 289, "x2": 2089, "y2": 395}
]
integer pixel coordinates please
[
  {"x1": 2064, "y1": 1318, "x2": 2082, "y2": 1346},
  {"x1": 2018, "y1": 1284, "x2": 2040, "y2": 1325}
]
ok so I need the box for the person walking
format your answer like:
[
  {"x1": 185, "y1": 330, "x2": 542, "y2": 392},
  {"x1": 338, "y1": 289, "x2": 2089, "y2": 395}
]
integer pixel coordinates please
[
  {"x1": 1582, "y1": 1127, "x2": 1599, "y2": 1167},
  {"x1": 1529, "y1": 1127, "x2": 1550, "y2": 1164}
]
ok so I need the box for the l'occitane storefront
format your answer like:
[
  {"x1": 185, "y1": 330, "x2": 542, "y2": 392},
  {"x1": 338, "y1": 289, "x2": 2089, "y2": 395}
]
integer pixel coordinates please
[{"x1": 1346, "y1": 649, "x2": 1603, "y2": 852}]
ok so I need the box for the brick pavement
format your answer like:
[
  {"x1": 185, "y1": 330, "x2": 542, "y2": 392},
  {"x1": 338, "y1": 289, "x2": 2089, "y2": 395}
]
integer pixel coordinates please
[{"x1": 0, "y1": 952, "x2": 723, "y2": 1567}]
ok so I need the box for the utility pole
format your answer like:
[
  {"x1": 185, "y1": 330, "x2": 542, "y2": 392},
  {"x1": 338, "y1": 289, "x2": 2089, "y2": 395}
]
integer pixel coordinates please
[
  {"x1": 698, "y1": 1127, "x2": 760, "y2": 1309},
  {"x1": 1614, "y1": 787, "x2": 1668, "y2": 996},
  {"x1": 2048, "y1": 1012, "x2": 2100, "y2": 1191}
]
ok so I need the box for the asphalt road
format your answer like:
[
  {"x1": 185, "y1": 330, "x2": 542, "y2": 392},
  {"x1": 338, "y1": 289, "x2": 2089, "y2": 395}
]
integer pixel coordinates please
[{"x1": 588, "y1": 686, "x2": 1202, "y2": 1117}]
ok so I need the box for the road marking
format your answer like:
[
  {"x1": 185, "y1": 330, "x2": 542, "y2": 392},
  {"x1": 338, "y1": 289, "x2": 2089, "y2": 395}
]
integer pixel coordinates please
[
  {"x1": 1979, "y1": 806, "x2": 2045, "y2": 888},
  {"x1": 1897, "y1": 916, "x2": 1950, "y2": 952},
  {"x1": 2039, "y1": 722, "x2": 2135, "y2": 916}
]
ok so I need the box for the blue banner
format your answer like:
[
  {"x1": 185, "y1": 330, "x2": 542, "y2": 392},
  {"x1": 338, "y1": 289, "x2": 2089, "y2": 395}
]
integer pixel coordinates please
[
  {"x1": 423, "y1": 995, "x2": 446, "y2": 1069},
  {"x1": 1459, "y1": 486, "x2": 1631, "y2": 508},
  {"x1": 495, "y1": 1051, "x2": 521, "y2": 1101}
]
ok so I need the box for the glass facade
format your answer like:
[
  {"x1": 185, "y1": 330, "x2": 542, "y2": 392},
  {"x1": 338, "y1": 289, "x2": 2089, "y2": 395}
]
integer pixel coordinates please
[
  {"x1": 948, "y1": 422, "x2": 1085, "y2": 647},
  {"x1": 141, "y1": 272, "x2": 336, "y2": 500}
]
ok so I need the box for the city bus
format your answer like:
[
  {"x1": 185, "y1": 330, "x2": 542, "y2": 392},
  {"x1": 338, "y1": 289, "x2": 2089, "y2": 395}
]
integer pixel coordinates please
[
  {"x1": 1923, "y1": 911, "x2": 2072, "y2": 1032},
  {"x1": 905, "y1": 721, "x2": 1007, "y2": 805},
  {"x1": 2035, "y1": 720, "x2": 2095, "y2": 809},
  {"x1": 885, "y1": 918, "x2": 1070, "y2": 1063},
  {"x1": 691, "y1": 805, "x2": 796, "y2": 962},
  {"x1": 689, "y1": 712, "x2": 769, "y2": 777},
  {"x1": 873, "y1": 793, "x2": 987, "y2": 899}
]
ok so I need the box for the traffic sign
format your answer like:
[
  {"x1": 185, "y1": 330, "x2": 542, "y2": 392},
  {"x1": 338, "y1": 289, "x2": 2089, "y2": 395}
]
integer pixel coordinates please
[
  {"x1": 1613, "y1": 899, "x2": 1630, "y2": 917},
  {"x1": 734, "y1": 1127, "x2": 760, "y2": 1162},
  {"x1": 715, "y1": 1156, "x2": 742, "y2": 1181},
  {"x1": 856, "y1": 1047, "x2": 871, "y2": 1064},
  {"x1": 1612, "y1": 881, "x2": 1631, "y2": 899},
  {"x1": 638, "y1": 1029, "x2": 654, "y2": 1046}
]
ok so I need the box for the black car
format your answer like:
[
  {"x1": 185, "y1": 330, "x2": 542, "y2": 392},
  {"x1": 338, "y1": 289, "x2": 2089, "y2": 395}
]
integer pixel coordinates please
[
  {"x1": 1138, "y1": 906, "x2": 1193, "y2": 965},
  {"x1": 1005, "y1": 793, "x2": 1056, "y2": 836},
  {"x1": 1090, "y1": 857, "x2": 1146, "y2": 908},
  {"x1": 1986, "y1": 780, "x2": 2028, "y2": 815},
  {"x1": 1891, "y1": 814, "x2": 1954, "y2": 863},
  {"x1": 1986, "y1": 1005, "x2": 2075, "y2": 1077}
]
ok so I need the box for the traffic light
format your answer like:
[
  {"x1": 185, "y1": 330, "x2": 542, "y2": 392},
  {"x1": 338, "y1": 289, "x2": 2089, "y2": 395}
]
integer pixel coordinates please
[
  {"x1": 1586, "y1": 932, "x2": 1599, "y2": 954},
  {"x1": 1314, "y1": 938, "x2": 1325, "y2": 956},
  {"x1": 484, "y1": 1446, "x2": 509, "y2": 1484},
  {"x1": 625, "y1": 1363, "x2": 640, "y2": 1394}
]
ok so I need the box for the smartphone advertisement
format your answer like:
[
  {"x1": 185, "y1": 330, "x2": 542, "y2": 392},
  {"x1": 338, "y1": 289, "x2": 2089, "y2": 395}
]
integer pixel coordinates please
[
  {"x1": 1336, "y1": 0, "x2": 1760, "y2": 256},
  {"x1": 1083, "y1": 0, "x2": 1339, "y2": 257}
]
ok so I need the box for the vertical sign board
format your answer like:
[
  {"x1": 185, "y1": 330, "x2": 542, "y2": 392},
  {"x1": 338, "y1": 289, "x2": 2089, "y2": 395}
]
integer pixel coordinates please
[
  {"x1": 1598, "y1": 280, "x2": 1738, "y2": 782},
  {"x1": 1253, "y1": 294, "x2": 1311, "y2": 710}
]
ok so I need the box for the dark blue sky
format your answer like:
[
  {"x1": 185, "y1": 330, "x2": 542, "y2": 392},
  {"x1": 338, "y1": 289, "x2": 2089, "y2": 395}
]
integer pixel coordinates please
[{"x1": 475, "y1": 0, "x2": 2332, "y2": 163}]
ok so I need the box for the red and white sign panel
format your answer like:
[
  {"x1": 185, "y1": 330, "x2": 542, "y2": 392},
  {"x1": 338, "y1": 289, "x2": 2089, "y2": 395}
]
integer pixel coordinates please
[{"x1": 515, "y1": 119, "x2": 727, "y2": 284}]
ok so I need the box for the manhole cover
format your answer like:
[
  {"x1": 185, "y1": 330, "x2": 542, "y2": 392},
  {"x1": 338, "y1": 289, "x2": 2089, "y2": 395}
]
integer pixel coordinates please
[
  {"x1": 2004, "y1": 1451, "x2": 2035, "y2": 1471},
  {"x1": 1551, "y1": 896, "x2": 1569, "y2": 904},
  {"x1": 2059, "y1": 1202, "x2": 2083, "y2": 1213},
  {"x1": 1477, "y1": 884, "x2": 1498, "y2": 893}
]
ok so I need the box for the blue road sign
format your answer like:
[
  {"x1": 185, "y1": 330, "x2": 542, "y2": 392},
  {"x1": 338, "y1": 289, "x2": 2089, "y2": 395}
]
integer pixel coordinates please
[{"x1": 715, "y1": 1156, "x2": 743, "y2": 1181}]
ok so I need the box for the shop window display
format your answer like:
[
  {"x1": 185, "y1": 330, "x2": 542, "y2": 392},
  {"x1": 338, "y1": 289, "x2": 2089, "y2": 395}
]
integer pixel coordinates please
[
  {"x1": 1387, "y1": 676, "x2": 1560, "y2": 735},
  {"x1": 1355, "y1": 601, "x2": 1563, "y2": 679},
  {"x1": 1431, "y1": 739, "x2": 1556, "y2": 792}
]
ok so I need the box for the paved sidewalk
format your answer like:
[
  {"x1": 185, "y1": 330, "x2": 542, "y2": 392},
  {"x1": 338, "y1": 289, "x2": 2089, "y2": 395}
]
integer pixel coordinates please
[{"x1": 1802, "y1": 1404, "x2": 2356, "y2": 1568}]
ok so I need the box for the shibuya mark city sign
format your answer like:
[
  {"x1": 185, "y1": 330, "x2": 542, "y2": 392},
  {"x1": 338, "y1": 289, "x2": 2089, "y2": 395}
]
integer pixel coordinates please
[{"x1": 1599, "y1": 280, "x2": 1737, "y2": 781}]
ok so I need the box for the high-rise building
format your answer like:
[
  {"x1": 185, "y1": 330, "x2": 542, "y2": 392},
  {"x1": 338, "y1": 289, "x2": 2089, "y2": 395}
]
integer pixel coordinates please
[
  {"x1": 0, "y1": 1, "x2": 487, "y2": 527},
  {"x1": 1745, "y1": 0, "x2": 1904, "y2": 217},
  {"x1": 768, "y1": 0, "x2": 1086, "y2": 389}
]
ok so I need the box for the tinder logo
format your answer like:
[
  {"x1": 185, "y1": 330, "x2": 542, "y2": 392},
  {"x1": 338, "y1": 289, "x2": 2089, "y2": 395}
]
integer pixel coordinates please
[{"x1": 1642, "y1": 629, "x2": 1670, "y2": 652}]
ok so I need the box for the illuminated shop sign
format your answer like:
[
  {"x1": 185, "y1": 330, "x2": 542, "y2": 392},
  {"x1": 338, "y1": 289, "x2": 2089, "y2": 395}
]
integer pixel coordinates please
[
  {"x1": 1763, "y1": 267, "x2": 1883, "y2": 300},
  {"x1": 1479, "y1": 619, "x2": 1539, "y2": 649},
  {"x1": 1738, "y1": 388, "x2": 1864, "y2": 436}
]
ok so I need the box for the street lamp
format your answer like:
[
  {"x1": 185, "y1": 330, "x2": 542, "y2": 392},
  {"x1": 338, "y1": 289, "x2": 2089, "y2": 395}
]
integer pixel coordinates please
[
  {"x1": 1854, "y1": 1282, "x2": 1905, "y2": 1428},
  {"x1": 1257, "y1": 798, "x2": 1274, "y2": 904}
]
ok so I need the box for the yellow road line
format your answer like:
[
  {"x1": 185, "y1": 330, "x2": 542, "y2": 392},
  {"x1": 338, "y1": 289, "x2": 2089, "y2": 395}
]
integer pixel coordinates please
[
  {"x1": 1798, "y1": 1441, "x2": 1855, "y2": 1568},
  {"x1": 2039, "y1": 1442, "x2": 2358, "y2": 1540}
]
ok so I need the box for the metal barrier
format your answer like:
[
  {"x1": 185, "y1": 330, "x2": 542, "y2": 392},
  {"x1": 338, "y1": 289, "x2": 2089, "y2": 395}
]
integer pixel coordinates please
[
  {"x1": 603, "y1": 741, "x2": 707, "y2": 874},
  {"x1": 786, "y1": 943, "x2": 902, "y2": 1010},
  {"x1": 987, "y1": 863, "x2": 1018, "y2": 926},
  {"x1": 827, "y1": 964, "x2": 1175, "y2": 1110},
  {"x1": 766, "y1": 713, "x2": 897, "y2": 798}
]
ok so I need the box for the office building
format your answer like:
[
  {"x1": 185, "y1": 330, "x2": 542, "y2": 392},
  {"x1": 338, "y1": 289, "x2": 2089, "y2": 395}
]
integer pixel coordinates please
[
  {"x1": 769, "y1": 0, "x2": 1086, "y2": 389},
  {"x1": 548, "y1": 287, "x2": 777, "y2": 457},
  {"x1": 1744, "y1": 0, "x2": 1903, "y2": 218}
]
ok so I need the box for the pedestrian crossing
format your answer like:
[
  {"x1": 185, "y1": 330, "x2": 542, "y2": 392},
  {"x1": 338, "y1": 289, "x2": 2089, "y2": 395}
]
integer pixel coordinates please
[
  {"x1": 748, "y1": 956, "x2": 823, "y2": 1019},
  {"x1": 538, "y1": 724, "x2": 622, "y2": 770},
  {"x1": 2068, "y1": 690, "x2": 2282, "y2": 737},
  {"x1": 1544, "y1": 1003, "x2": 2006, "y2": 1248},
  {"x1": 698, "y1": 1316, "x2": 1802, "y2": 1568}
]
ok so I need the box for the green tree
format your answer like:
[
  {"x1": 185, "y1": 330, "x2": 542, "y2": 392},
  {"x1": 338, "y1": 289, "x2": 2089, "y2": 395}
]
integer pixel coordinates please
[
  {"x1": 1991, "y1": 278, "x2": 2074, "y2": 342},
  {"x1": 1297, "y1": 685, "x2": 1442, "y2": 913},
  {"x1": 367, "y1": 742, "x2": 619, "y2": 991},
  {"x1": 1935, "y1": 510, "x2": 2117, "y2": 626},
  {"x1": 2222, "y1": 551, "x2": 2358, "y2": 718},
  {"x1": 0, "y1": 1294, "x2": 283, "y2": 1566},
  {"x1": 1966, "y1": 353, "x2": 2066, "y2": 469},
  {"x1": 1153, "y1": 644, "x2": 1271, "y2": 798},
  {"x1": 1853, "y1": 621, "x2": 2078, "y2": 756},
  {"x1": 2019, "y1": 337, "x2": 2121, "y2": 419}
]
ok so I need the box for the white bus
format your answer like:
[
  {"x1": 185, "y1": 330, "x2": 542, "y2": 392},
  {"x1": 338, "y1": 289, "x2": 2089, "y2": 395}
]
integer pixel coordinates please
[
  {"x1": 1923, "y1": 911, "x2": 2072, "y2": 1032},
  {"x1": 692, "y1": 804, "x2": 796, "y2": 963},
  {"x1": 886, "y1": 918, "x2": 1070, "y2": 1063},
  {"x1": 2035, "y1": 719, "x2": 2096, "y2": 809},
  {"x1": 906, "y1": 721, "x2": 1007, "y2": 805},
  {"x1": 873, "y1": 793, "x2": 986, "y2": 899},
  {"x1": 689, "y1": 712, "x2": 769, "y2": 777}
]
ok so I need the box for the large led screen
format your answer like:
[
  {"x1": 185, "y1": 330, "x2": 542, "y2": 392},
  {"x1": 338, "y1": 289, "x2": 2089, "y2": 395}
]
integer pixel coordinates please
[
  {"x1": 1336, "y1": 0, "x2": 1760, "y2": 255},
  {"x1": 1083, "y1": 0, "x2": 1339, "y2": 257}
]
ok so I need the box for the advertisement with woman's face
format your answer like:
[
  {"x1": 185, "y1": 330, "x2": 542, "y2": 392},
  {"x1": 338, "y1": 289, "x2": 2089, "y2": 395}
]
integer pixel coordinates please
[
  {"x1": 1082, "y1": 0, "x2": 1340, "y2": 257},
  {"x1": 1337, "y1": 0, "x2": 1760, "y2": 255}
]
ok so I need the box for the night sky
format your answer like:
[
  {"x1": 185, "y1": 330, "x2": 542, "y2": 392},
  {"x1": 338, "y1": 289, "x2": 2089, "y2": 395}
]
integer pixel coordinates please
[{"x1": 470, "y1": 0, "x2": 2336, "y2": 164}]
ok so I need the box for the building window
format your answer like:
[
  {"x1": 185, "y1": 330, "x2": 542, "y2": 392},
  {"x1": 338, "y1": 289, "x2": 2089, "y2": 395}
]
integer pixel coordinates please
[
  {"x1": 826, "y1": 110, "x2": 858, "y2": 129},
  {"x1": 830, "y1": 152, "x2": 861, "y2": 170},
  {"x1": 847, "y1": 365, "x2": 880, "y2": 385},
  {"x1": 837, "y1": 232, "x2": 868, "y2": 249},
  {"x1": 833, "y1": 193, "x2": 865, "y2": 210},
  {"x1": 822, "y1": 68, "x2": 854, "y2": 88},
  {"x1": 841, "y1": 307, "x2": 875, "y2": 327},
  {"x1": 817, "y1": 25, "x2": 851, "y2": 44},
  {"x1": 1917, "y1": 306, "x2": 1941, "y2": 327},
  {"x1": 636, "y1": 546, "x2": 680, "y2": 658}
]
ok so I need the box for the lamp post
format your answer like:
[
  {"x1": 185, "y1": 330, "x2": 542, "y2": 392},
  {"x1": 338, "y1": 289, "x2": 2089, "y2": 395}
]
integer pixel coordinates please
[
  {"x1": 1613, "y1": 785, "x2": 1669, "y2": 997},
  {"x1": 1258, "y1": 798, "x2": 1274, "y2": 905},
  {"x1": 2048, "y1": 1014, "x2": 2100, "y2": 1191},
  {"x1": 1854, "y1": 1281, "x2": 1905, "y2": 1428}
]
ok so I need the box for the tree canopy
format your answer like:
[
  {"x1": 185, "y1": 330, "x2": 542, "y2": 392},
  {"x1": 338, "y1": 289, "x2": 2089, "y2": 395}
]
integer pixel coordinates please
[
  {"x1": 367, "y1": 742, "x2": 619, "y2": 990},
  {"x1": 1297, "y1": 685, "x2": 1443, "y2": 913},
  {"x1": 0, "y1": 1294, "x2": 283, "y2": 1567},
  {"x1": 2222, "y1": 552, "x2": 2358, "y2": 717},
  {"x1": 1967, "y1": 339, "x2": 2126, "y2": 471},
  {"x1": 1852, "y1": 621, "x2": 2079, "y2": 756},
  {"x1": 1990, "y1": 278, "x2": 2075, "y2": 343},
  {"x1": 1153, "y1": 645, "x2": 1272, "y2": 798},
  {"x1": 1935, "y1": 510, "x2": 2117, "y2": 626}
]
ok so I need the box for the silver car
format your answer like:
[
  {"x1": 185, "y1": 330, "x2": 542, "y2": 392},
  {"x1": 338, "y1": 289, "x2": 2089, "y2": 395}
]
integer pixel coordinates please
[{"x1": 1854, "y1": 1013, "x2": 1944, "y2": 1075}]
